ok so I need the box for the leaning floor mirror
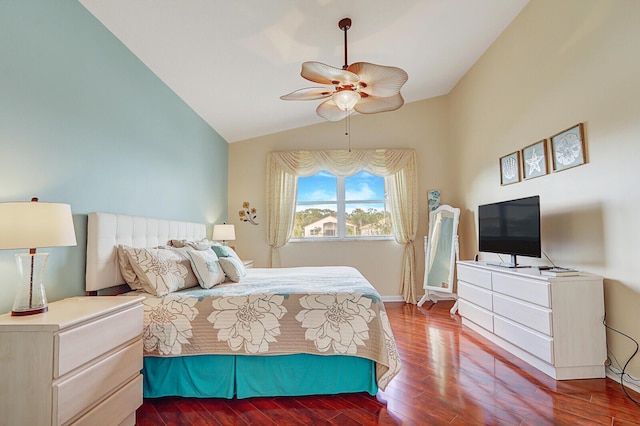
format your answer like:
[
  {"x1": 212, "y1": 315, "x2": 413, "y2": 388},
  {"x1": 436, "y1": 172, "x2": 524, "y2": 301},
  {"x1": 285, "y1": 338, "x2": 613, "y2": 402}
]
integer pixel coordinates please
[{"x1": 417, "y1": 205, "x2": 460, "y2": 313}]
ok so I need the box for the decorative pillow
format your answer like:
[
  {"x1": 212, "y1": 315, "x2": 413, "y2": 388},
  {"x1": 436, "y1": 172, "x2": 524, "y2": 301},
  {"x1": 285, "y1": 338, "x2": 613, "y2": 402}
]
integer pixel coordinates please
[
  {"x1": 165, "y1": 247, "x2": 199, "y2": 290},
  {"x1": 124, "y1": 248, "x2": 193, "y2": 296},
  {"x1": 218, "y1": 257, "x2": 247, "y2": 283},
  {"x1": 116, "y1": 245, "x2": 144, "y2": 290},
  {"x1": 186, "y1": 250, "x2": 225, "y2": 289},
  {"x1": 186, "y1": 239, "x2": 213, "y2": 251},
  {"x1": 171, "y1": 238, "x2": 213, "y2": 250},
  {"x1": 212, "y1": 245, "x2": 241, "y2": 261}
]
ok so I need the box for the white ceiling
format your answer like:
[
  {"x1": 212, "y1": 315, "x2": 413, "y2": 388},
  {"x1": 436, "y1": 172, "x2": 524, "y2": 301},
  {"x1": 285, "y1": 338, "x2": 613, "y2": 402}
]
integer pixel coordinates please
[{"x1": 79, "y1": 0, "x2": 528, "y2": 143}]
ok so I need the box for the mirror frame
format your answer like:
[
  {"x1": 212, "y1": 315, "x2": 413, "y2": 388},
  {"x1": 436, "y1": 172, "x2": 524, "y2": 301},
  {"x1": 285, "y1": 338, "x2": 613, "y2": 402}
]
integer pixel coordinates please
[{"x1": 421, "y1": 204, "x2": 460, "y2": 300}]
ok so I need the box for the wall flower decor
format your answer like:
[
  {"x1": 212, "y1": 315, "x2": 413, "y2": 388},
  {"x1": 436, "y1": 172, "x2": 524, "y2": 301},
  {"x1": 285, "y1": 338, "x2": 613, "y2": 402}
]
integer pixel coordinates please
[{"x1": 239, "y1": 201, "x2": 259, "y2": 225}]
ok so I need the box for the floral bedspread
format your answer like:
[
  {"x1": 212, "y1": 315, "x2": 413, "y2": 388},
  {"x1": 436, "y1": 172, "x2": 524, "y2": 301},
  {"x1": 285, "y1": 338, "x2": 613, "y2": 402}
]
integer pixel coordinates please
[{"x1": 131, "y1": 266, "x2": 401, "y2": 390}]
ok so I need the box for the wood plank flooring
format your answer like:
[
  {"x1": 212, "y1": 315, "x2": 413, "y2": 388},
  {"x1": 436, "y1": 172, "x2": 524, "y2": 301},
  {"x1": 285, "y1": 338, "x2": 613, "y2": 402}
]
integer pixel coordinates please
[{"x1": 137, "y1": 301, "x2": 640, "y2": 425}]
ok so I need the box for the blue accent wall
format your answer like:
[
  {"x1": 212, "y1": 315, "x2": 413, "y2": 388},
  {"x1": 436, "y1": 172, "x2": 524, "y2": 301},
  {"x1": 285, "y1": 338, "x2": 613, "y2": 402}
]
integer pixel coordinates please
[{"x1": 0, "y1": 1, "x2": 228, "y2": 313}]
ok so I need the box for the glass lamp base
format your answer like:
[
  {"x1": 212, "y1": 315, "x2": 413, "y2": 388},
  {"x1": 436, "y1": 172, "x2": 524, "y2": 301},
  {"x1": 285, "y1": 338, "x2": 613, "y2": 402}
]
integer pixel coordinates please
[
  {"x1": 11, "y1": 305, "x2": 48, "y2": 316},
  {"x1": 11, "y1": 253, "x2": 49, "y2": 317}
]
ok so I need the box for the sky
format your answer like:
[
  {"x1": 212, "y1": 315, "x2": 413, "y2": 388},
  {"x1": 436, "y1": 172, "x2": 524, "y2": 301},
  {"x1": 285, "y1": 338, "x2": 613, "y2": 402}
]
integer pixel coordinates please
[{"x1": 296, "y1": 170, "x2": 387, "y2": 213}]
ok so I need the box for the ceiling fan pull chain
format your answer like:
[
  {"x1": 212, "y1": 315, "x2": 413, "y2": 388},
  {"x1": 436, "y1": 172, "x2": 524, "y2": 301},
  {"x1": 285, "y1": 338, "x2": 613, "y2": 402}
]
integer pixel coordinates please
[{"x1": 346, "y1": 112, "x2": 352, "y2": 152}]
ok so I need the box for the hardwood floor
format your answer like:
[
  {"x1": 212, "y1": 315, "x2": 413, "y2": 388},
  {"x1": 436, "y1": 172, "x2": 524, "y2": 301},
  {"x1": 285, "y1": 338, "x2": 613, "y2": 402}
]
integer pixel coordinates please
[{"x1": 137, "y1": 301, "x2": 640, "y2": 425}]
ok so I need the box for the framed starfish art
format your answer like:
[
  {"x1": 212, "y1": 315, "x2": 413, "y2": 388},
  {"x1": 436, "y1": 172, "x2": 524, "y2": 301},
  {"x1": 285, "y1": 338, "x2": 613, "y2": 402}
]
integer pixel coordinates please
[{"x1": 521, "y1": 139, "x2": 548, "y2": 180}]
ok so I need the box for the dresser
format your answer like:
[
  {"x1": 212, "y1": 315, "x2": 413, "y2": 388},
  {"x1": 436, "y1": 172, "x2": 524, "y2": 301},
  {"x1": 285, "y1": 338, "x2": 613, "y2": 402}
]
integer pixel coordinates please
[
  {"x1": 457, "y1": 261, "x2": 606, "y2": 380},
  {"x1": 0, "y1": 296, "x2": 145, "y2": 426}
]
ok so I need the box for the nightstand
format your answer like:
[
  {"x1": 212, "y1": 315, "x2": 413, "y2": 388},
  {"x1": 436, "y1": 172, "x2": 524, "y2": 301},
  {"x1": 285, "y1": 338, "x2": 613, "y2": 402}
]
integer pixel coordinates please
[
  {"x1": 243, "y1": 259, "x2": 254, "y2": 268},
  {"x1": 0, "y1": 295, "x2": 145, "y2": 425}
]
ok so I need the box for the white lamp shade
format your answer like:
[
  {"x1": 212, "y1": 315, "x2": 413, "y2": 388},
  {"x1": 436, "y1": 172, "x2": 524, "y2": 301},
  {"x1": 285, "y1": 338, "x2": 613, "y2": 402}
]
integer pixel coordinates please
[
  {"x1": 332, "y1": 90, "x2": 361, "y2": 111},
  {"x1": 212, "y1": 224, "x2": 236, "y2": 241},
  {"x1": 0, "y1": 202, "x2": 77, "y2": 250}
]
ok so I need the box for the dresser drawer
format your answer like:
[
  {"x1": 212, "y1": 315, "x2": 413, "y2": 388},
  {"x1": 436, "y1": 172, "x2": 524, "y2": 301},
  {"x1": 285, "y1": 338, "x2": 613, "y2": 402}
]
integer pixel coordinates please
[
  {"x1": 459, "y1": 299, "x2": 493, "y2": 332},
  {"x1": 493, "y1": 294, "x2": 552, "y2": 335},
  {"x1": 54, "y1": 339, "x2": 142, "y2": 425},
  {"x1": 492, "y1": 273, "x2": 550, "y2": 307},
  {"x1": 70, "y1": 374, "x2": 143, "y2": 426},
  {"x1": 457, "y1": 264, "x2": 492, "y2": 290},
  {"x1": 458, "y1": 281, "x2": 493, "y2": 311},
  {"x1": 494, "y1": 316, "x2": 553, "y2": 363},
  {"x1": 55, "y1": 304, "x2": 143, "y2": 378}
]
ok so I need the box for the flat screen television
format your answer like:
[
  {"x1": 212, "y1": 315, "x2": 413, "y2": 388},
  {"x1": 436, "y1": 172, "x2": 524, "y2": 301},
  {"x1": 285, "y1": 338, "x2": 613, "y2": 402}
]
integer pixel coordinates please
[{"x1": 478, "y1": 195, "x2": 541, "y2": 267}]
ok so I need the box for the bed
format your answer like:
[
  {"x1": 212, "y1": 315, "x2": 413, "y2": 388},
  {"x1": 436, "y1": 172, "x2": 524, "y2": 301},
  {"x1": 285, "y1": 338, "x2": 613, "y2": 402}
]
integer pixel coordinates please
[{"x1": 85, "y1": 212, "x2": 401, "y2": 399}]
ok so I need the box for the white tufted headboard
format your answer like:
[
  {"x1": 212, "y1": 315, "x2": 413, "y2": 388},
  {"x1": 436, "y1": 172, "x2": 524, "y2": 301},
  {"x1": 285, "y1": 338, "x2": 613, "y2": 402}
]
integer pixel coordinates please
[{"x1": 85, "y1": 212, "x2": 207, "y2": 292}]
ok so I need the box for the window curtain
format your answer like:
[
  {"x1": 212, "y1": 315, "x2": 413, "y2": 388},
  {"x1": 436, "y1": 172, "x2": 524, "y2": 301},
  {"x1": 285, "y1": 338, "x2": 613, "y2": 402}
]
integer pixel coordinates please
[{"x1": 266, "y1": 149, "x2": 418, "y2": 303}]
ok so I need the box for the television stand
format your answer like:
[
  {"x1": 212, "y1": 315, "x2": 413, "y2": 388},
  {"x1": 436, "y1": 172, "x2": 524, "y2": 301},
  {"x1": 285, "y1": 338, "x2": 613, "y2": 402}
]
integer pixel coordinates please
[
  {"x1": 487, "y1": 254, "x2": 532, "y2": 268},
  {"x1": 487, "y1": 262, "x2": 532, "y2": 269}
]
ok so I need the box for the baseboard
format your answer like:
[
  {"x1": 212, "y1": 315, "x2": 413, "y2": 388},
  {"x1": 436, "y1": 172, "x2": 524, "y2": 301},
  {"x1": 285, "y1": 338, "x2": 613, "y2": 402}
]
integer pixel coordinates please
[
  {"x1": 381, "y1": 295, "x2": 405, "y2": 303},
  {"x1": 606, "y1": 370, "x2": 640, "y2": 395}
]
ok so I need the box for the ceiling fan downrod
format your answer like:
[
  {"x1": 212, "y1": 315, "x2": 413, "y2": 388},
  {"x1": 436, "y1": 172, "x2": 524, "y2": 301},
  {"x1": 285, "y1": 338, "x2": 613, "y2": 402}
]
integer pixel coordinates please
[{"x1": 338, "y1": 18, "x2": 351, "y2": 70}]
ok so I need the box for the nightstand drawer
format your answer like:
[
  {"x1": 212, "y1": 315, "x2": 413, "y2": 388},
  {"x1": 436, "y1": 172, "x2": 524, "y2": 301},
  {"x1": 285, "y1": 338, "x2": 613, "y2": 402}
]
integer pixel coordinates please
[
  {"x1": 54, "y1": 339, "x2": 142, "y2": 425},
  {"x1": 55, "y1": 304, "x2": 143, "y2": 378},
  {"x1": 70, "y1": 374, "x2": 143, "y2": 426}
]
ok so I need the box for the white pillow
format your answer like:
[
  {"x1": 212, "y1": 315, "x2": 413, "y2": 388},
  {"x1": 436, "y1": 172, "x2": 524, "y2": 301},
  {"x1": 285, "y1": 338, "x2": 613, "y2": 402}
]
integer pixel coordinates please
[
  {"x1": 165, "y1": 247, "x2": 199, "y2": 290},
  {"x1": 116, "y1": 245, "x2": 144, "y2": 290},
  {"x1": 124, "y1": 248, "x2": 193, "y2": 296},
  {"x1": 218, "y1": 257, "x2": 247, "y2": 283},
  {"x1": 211, "y1": 245, "x2": 241, "y2": 261},
  {"x1": 187, "y1": 250, "x2": 225, "y2": 289}
]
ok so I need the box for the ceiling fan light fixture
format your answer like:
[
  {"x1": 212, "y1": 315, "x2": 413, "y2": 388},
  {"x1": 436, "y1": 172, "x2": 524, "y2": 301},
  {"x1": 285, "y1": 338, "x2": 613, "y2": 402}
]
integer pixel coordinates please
[
  {"x1": 281, "y1": 18, "x2": 407, "y2": 122},
  {"x1": 332, "y1": 90, "x2": 360, "y2": 111}
]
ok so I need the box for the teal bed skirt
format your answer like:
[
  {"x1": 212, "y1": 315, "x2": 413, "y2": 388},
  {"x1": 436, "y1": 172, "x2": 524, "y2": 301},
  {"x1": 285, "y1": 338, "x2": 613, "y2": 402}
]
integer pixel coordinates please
[{"x1": 142, "y1": 353, "x2": 378, "y2": 399}]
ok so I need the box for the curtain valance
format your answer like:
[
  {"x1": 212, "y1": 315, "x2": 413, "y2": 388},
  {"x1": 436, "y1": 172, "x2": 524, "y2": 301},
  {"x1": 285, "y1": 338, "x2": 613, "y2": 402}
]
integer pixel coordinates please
[{"x1": 269, "y1": 149, "x2": 415, "y2": 177}]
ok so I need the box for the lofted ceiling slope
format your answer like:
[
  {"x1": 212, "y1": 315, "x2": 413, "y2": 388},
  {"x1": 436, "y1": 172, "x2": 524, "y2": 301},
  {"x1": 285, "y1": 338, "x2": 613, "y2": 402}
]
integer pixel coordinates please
[{"x1": 80, "y1": 0, "x2": 529, "y2": 143}]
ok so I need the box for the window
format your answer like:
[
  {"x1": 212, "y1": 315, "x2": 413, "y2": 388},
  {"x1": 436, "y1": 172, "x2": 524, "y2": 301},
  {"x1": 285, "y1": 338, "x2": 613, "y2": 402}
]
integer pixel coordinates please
[{"x1": 293, "y1": 170, "x2": 392, "y2": 239}]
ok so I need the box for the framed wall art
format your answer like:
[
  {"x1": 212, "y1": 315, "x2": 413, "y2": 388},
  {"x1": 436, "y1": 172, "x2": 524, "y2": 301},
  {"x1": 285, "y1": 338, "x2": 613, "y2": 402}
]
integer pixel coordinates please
[
  {"x1": 521, "y1": 139, "x2": 548, "y2": 180},
  {"x1": 427, "y1": 190, "x2": 441, "y2": 211},
  {"x1": 550, "y1": 123, "x2": 586, "y2": 172},
  {"x1": 499, "y1": 151, "x2": 521, "y2": 185}
]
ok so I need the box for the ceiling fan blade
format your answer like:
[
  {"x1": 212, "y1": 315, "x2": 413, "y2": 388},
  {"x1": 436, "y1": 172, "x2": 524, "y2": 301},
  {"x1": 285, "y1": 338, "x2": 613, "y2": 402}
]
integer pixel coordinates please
[
  {"x1": 280, "y1": 87, "x2": 333, "y2": 101},
  {"x1": 302, "y1": 62, "x2": 360, "y2": 86},
  {"x1": 316, "y1": 98, "x2": 355, "y2": 122},
  {"x1": 347, "y1": 62, "x2": 408, "y2": 98},
  {"x1": 354, "y1": 92, "x2": 405, "y2": 114}
]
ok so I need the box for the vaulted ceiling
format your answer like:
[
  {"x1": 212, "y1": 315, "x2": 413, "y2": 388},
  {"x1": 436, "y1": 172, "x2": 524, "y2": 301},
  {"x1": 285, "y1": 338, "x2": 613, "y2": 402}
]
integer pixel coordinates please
[{"x1": 80, "y1": 0, "x2": 529, "y2": 142}]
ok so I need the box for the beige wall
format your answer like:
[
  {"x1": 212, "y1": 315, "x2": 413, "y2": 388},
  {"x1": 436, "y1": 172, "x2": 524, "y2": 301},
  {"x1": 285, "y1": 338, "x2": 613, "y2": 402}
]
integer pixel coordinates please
[
  {"x1": 229, "y1": 97, "x2": 456, "y2": 298},
  {"x1": 449, "y1": 0, "x2": 640, "y2": 378}
]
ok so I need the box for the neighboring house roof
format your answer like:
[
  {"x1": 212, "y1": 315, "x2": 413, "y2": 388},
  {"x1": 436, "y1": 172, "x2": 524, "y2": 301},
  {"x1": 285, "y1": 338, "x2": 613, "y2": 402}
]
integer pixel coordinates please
[{"x1": 302, "y1": 216, "x2": 356, "y2": 236}]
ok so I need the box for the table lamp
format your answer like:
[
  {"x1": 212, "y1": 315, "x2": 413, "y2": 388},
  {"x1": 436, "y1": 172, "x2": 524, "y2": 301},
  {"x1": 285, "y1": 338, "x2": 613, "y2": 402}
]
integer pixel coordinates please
[
  {"x1": 212, "y1": 223, "x2": 235, "y2": 246},
  {"x1": 0, "y1": 198, "x2": 77, "y2": 316}
]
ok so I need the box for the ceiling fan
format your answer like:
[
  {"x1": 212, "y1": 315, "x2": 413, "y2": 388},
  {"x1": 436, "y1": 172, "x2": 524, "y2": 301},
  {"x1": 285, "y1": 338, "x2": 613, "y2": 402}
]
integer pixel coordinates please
[{"x1": 280, "y1": 18, "x2": 409, "y2": 122}]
